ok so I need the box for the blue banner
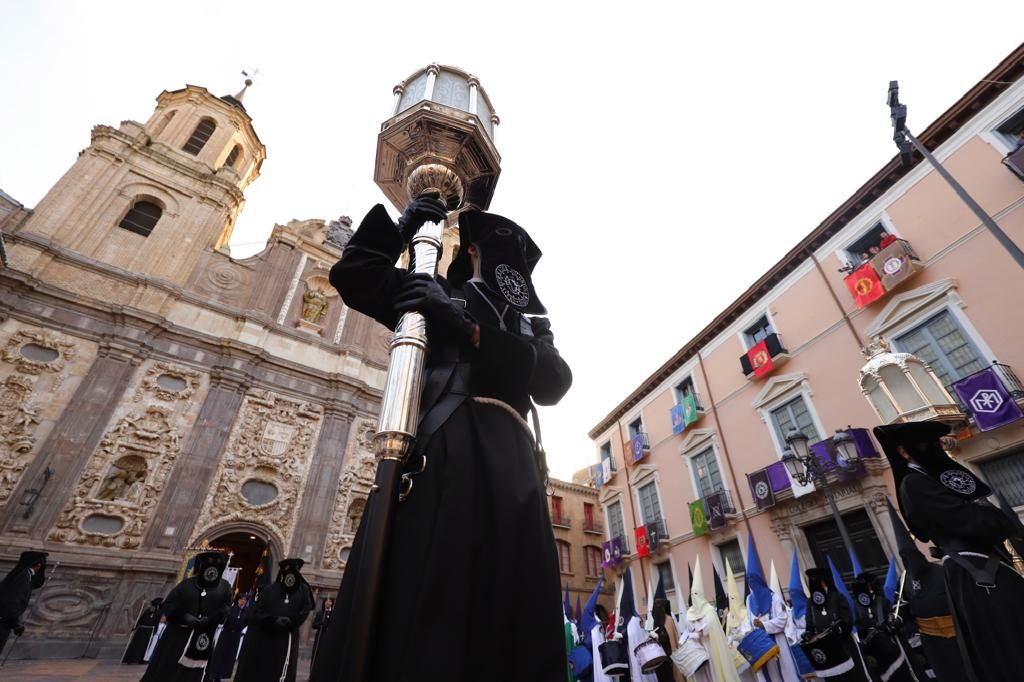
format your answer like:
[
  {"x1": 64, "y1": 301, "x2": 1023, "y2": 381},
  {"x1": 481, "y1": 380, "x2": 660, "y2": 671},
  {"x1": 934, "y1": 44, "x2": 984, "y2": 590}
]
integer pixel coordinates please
[{"x1": 670, "y1": 404, "x2": 685, "y2": 435}]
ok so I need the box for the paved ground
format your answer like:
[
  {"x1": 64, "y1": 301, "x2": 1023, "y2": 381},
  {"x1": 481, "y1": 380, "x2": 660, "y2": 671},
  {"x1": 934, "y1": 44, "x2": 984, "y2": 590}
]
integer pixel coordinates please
[{"x1": 0, "y1": 658, "x2": 313, "y2": 681}]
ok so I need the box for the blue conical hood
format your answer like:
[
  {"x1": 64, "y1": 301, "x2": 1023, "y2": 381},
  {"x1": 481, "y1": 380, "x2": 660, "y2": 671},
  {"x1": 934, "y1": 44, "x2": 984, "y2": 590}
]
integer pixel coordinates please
[
  {"x1": 789, "y1": 548, "x2": 807, "y2": 621},
  {"x1": 746, "y1": 534, "x2": 773, "y2": 616}
]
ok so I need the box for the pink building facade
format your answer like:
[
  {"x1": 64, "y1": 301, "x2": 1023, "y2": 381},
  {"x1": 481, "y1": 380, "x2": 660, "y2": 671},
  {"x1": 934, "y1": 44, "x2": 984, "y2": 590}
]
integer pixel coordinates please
[{"x1": 586, "y1": 45, "x2": 1024, "y2": 608}]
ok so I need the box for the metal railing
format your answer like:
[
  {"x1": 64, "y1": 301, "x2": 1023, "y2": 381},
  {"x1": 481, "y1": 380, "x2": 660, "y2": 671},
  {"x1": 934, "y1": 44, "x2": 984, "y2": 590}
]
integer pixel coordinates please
[
  {"x1": 583, "y1": 518, "x2": 604, "y2": 534},
  {"x1": 551, "y1": 512, "x2": 571, "y2": 528}
]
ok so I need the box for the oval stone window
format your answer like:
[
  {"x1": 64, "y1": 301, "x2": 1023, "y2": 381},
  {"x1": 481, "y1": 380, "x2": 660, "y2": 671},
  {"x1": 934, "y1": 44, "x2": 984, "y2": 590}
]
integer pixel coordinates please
[
  {"x1": 339, "y1": 547, "x2": 351, "y2": 563},
  {"x1": 81, "y1": 514, "x2": 125, "y2": 535},
  {"x1": 20, "y1": 344, "x2": 60, "y2": 363},
  {"x1": 241, "y1": 480, "x2": 278, "y2": 506},
  {"x1": 155, "y1": 374, "x2": 188, "y2": 392}
]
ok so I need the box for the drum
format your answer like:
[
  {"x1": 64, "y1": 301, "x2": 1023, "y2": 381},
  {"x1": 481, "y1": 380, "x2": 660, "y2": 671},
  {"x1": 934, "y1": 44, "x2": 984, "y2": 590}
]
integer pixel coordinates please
[
  {"x1": 671, "y1": 637, "x2": 709, "y2": 677},
  {"x1": 633, "y1": 637, "x2": 668, "y2": 673},
  {"x1": 599, "y1": 639, "x2": 629, "y2": 676},
  {"x1": 799, "y1": 630, "x2": 856, "y2": 679},
  {"x1": 737, "y1": 629, "x2": 780, "y2": 672},
  {"x1": 568, "y1": 644, "x2": 593, "y2": 676}
]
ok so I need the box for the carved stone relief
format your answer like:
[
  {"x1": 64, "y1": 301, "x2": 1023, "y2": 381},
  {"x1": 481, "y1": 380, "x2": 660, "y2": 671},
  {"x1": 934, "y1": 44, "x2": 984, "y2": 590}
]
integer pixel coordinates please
[
  {"x1": 0, "y1": 327, "x2": 80, "y2": 507},
  {"x1": 322, "y1": 418, "x2": 377, "y2": 570},
  {"x1": 190, "y1": 389, "x2": 324, "y2": 552},
  {"x1": 49, "y1": 361, "x2": 204, "y2": 549}
]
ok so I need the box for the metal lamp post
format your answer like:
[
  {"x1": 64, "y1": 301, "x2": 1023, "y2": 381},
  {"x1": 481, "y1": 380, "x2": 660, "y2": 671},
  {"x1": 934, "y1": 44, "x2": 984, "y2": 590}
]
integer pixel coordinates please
[
  {"x1": 781, "y1": 429, "x2": 858, "y2": 563},
  {"x1": 887, "y1": 80, "x2": 1024, "y2": 269}
]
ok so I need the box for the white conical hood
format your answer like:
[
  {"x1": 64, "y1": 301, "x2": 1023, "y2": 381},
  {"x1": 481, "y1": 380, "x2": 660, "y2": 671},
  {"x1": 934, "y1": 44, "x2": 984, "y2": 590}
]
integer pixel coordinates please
[
  {"x1": 725, "y1": 562, "x2": 747, "y2": 632},
  {"x1": 769, "y1": 560, "x2": 783, "y2": 596}
]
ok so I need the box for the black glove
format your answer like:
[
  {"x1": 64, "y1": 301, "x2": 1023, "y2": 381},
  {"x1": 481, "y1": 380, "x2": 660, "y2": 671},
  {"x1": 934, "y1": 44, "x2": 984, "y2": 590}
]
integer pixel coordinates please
[
  {"x1": 181, "y1": 614, "x2": 198, "y2": 627},
  {"x1": 193, "y1": 615, "x2": 209, "y2": 629},
  {"x1": 393, "y1": 274, "x2": 476, "y2": 340},
  {"x1": 275, "y1": 616, "x2": 292, "y2": 631},
  {"x1": 13, "y1": 624, "x2": 25, "y2": 636},
  {"x1": 397, "y1": 193, "x2": 447, "y2": 242}
]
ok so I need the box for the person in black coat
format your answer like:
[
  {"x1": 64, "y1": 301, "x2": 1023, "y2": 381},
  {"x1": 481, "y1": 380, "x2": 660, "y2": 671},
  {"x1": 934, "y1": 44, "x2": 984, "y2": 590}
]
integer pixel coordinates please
[
  {"x1": 140, "y1": 551, "x2": 232, "y2": 682},
  {"x1": 851, "y1": 573, "x2": 913, "y2": 682},
  {"x1": 875, "y1": 422, "x2": 1024, "y2": 682},
  {"x1": 206, "y1": 594, "x2": 247, "y2": 681},
  {"x1": 802, "y1": 567, "x2": 869, "y2": 682},
  {"x1": 0, "y1": 550, "x2": 47, "y2": 654},
  {"x1": 234, "y1": 558, "x2": 314, "y2": 682},
  {"x1": 309, "y1": 597, "x2": 333, "y2": 674},
  {"x1": 310, "y1": 197, "x2": 572, "y2": 682},
  {"x1": 123, "y1": 598, "x2": 164, "y2": 664}
]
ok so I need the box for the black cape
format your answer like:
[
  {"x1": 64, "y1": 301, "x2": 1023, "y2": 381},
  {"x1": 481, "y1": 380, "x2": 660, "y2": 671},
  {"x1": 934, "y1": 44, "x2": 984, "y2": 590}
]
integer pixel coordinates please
[
  {"x1": 234, "y1": 582, "x2": 313, "y2": 682},
  {"x1": 804, "y1": 588, "x2": 869, "y2": 682},
  {"x1": 0, "y1": 566, "x2": 35, "y2": 653},
  {"x1": 309, "y1": 606, "x2": 332, "y2": 672},
  {"x1": 311, "y1": 205, "x2": 572, "y2": 682},
  {"x1": 123, "y1": 605, "x2": 162, "y2": 664},
  {"x1": 901, "y1": 559, "x2": 968, "y2": 682},
  {"x1": 140, "y1": 577, "x2": 231, "y2": 682},
  {"x1": 207, "y1": 603, "x2": 247, "y2": 679},
  {"x1": 851, "y1": 590, "x2": 912, "y2": 682},
  {"x1": 898, "y1": 467, "x2": 1024, "y2": 682}
]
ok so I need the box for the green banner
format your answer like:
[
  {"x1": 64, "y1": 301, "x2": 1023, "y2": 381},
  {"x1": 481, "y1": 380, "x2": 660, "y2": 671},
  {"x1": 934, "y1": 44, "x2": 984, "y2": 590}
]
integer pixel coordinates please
[
  {"x1": 681, "y1": 392, "x2": 700, "y2": 428},
  {"x1": 690, "y1": 500, "x2": 709, "y2": 536}
]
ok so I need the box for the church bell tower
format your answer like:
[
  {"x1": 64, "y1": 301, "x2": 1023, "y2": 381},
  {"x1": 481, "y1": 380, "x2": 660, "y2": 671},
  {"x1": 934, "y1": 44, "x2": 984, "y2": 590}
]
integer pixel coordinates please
[{"x1": 18, "y1": 80, "x2": 266, "y2": 284}]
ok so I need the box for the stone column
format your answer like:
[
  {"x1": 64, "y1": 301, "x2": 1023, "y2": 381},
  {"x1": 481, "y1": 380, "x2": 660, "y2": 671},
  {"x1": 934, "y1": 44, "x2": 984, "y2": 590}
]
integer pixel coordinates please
[
  {"x1": 1, "y1": 344, "x2": 139, "y2": 538},
  {"x1": 142, "y1": 366, "x2": 248, "y2": 551},
  {"x1": 288, "y1": 402, "x2": 353, "y2": 564}
]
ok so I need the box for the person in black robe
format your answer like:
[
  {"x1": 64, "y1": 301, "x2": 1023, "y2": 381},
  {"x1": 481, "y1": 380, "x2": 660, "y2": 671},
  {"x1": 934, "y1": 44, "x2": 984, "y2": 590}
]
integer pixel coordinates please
[
  {"x1": 850, "y1": 573, "x2": 913, "y2": 682},
  {"x1": 123, "y1": 598, "x2": 164, "y2": 664},
  {"x1": 141, "y1": 551, "x2": 232, "y2": 682},
  {"x1": 310, "y1": 196, "x2": 572, "y2": 682},
  {"x1": 885, "y1": 498, "x2": 967, "y2": 682},
  {"x1": 309, "y1": 597, "x2": 333, "y2": 675},
  {"x1": 874, "y1": 422, "x2": 1024, "y2": 682},
  {"x1": 234, "y1": 558, "x2": 314, "y2": 682},
  {"x1": 801, "y1": 567, "x2": 869, "y2": 682},
  {"x1": 0, "y1": 550, "x2": 47, "y2": 654},
  {"x1": 206, "y1": 594, "x2": 247, "y2": 681}
]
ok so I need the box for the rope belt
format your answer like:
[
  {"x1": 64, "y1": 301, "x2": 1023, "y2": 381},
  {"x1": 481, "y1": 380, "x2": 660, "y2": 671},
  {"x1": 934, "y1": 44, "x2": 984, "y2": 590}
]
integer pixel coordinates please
[
  {"x1": 916, "y1": 615, "x2": 956, "y2": 639},
  {"x1": 472, "y1": 397, "x2": 535, "y2": 446}
]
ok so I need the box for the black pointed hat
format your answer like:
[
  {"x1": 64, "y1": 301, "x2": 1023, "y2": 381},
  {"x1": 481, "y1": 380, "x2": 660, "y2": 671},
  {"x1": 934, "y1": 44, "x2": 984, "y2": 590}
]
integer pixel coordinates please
[
  {"x1": 277, "y1": 557, "x2": 307, "y2": 591},
  {"x1": 194, "y1": 551, "x2": 228, "y2": 586},
  {"x1": 712, "y1": 565, "x2": 729, "y2": 611},
  {"x1": 447, "y1": 210, "x2": 546, "y2": 314},
  {"x1": 278, "y1": 558, "x2": 305, "y2": 571},
  {"x1": 805, "y1": 567, "x2": 835, "y2": 590},
  {"x1": 18, "y1": 550, "x2": 47, "y2": 566}
]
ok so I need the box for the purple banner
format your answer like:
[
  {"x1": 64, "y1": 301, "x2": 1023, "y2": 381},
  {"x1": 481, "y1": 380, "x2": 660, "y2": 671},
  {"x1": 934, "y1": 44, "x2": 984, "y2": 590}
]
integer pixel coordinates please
[
  {"x1": 631, "y1": 434, "x2": 645, "y2": 462},
  {"x1": 602, "y1": 541, "x2": 612, "y2": 567},
  {"x1": 954, "y1": 367, "x2": 1024, "y2": 432},
  {"x1": 610, "y1": 536, "x2": 625, "y2": 565},
  {"x1": 811, "y1": 437, "x2": 864, "y2": 482},
  {"x1": 748, "y1": 469, "x2": 776, "y2": 511},
  {"x1": 705, "y1": 492, "x2": 726, "y2": 530},
  {"x1": 850, "y1": 428, "x2": 879, "y2": 458},
  {"x1": 766, "y1": 461, "x2": 792, "y2": 492}
]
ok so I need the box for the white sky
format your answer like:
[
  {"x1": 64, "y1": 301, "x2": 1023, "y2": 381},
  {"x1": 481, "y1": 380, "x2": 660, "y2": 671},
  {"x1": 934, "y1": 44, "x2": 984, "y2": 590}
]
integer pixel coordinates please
[{"x1": 1, "y1": 1, "x2": 1020, "y2": 479}]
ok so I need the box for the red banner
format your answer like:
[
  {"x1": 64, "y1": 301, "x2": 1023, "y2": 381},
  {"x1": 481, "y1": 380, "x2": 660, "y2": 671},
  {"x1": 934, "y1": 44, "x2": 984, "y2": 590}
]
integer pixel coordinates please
[
  {"x1": 635, "y1": 525, "x2": 650, "y2": 558},
  {"x1": 747, "y1": 340, "x2": 774, "y2": 379},
  {"x1": 845, "y1": 263, "x2": 885, "y2": 309}
]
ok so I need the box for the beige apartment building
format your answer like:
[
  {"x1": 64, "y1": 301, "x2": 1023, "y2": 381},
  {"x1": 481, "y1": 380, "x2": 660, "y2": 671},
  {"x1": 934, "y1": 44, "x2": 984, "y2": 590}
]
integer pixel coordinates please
[
  {"x1": 549, "y1": 476, "x2": 616, "y2": 615},
  {"x1": 586, "y1": 44, "x2": 1024, "y2": 607}
]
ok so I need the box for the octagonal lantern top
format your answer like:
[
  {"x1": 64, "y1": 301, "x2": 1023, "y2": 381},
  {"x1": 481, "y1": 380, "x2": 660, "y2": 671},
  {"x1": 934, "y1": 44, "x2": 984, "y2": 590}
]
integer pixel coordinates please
[{"x1": 393, "y1": 64, "x2": 499, "y2": 140}]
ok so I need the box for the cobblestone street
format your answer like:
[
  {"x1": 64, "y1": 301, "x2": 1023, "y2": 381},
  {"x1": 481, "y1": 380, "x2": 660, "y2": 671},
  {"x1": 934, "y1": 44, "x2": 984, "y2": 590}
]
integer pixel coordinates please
[{"x1": 0, "y1": 659, "x2": 312, "y2": 681}]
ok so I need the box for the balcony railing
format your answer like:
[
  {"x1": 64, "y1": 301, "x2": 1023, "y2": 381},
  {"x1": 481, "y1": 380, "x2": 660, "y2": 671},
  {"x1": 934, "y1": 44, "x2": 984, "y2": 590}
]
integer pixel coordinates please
[
  {"x1": 551, "y1": 512, "x2": 571, "y2": 528},
  {"x1": 645, "y1": 517, "x2": 669, "y2": 546},
  {"x1": 1003, "y1": 145, "x2": 1024, "y2": 181},
  {"x1": 740, "y1": 333, "x2": 789, "y2": 378},
  {"x1": 583, "y1": 518, "x2": 604, "y2": 534}
]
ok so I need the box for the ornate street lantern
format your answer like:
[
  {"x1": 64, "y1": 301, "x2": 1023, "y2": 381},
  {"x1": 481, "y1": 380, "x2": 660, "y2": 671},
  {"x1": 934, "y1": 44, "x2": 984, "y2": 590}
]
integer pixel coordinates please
[{"x1": 858, "y1": 338, "x2": 967, "y2": 426}]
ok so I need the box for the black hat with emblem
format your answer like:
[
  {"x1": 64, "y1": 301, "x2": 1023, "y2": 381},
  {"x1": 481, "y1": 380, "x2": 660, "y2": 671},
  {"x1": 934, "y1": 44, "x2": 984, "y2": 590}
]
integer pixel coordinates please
[
  {"x1": 447, "y1": 210, "x2": 546, "y2": 315},
  {"x1": 277, "y1": 558, "x2": 306, "y2": 592},
  {"x1": 194, "y1": 551, "x2": 229, "y2": 587}
]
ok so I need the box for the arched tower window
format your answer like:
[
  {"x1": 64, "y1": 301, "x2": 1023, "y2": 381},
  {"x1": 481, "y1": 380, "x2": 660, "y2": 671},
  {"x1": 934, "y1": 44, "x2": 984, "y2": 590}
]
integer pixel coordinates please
[
  {"x1": 224, "y1": 144, "x2": 242, "y2": 169},
  {"x1": 183, "y1": 118, "x2": 217, "y2": 155},
  {"x1": 118, "y1": 200, "x2": 163, "y2": 237}
]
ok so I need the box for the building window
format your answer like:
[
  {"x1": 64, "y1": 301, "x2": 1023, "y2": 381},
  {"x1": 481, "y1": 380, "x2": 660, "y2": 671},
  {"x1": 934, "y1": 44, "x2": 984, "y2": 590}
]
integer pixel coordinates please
[
  {"x1": 607, "y1": 501, "x2": 625, "y2": 541},
  {"x1": 743, "y1": 315, "x2": 774, "y2": 347},
  {"x1": 225, "y1": 144, "x2": 242, "y2": 168},
  {"x1": 894, "y1": 310, "x2": 986, "y2": 392},
  {"x1": 118, "y1": 200, "x2": 163, "y2": 237},
  {"x1": 557, "y1": 540, "x2": 572, "y2": 574},
  {"x1": 551, "y1": 496, "x2": 569, "y2": 526},
  {"x1": 718, "y1": 539, "x2": 744, "y2": 582},
  {"x1": 628, "y1": 417, "x2": 644, "y2": 438},
  {"x1": 995, "y1": 108, "x2": 1024, "y2": 150},
  {"x1": 980, "y1": 448, "x2": 1024, "y2": 507},
  {"x1": 655, "y1": 561, "x2": 675, "y2": 591},
  {"x1": 691, "y1": 446, "x2": 724, "y2": 499},
  {"x1": 842, "y1": 222, "x2": 895, "y2": 268},
  {"x1": 674, "y1": 376, "x2": 696, "y2": 403},
  {"x1": 585, "y1": 546, "x2": 602, "y2": 578},
  {"x1": 638, "y1": 481, "x2": 662, "y2": 524},
  {"x1": 584, "y1": 502, "x2": 596, "y2": 529},
  {"x1": 770, "y1": 395, "x2": 821, "y2": 449},
  {"x1": 183, "y1": 118, "x2": 217, "y2": 155},
  {"x1": 600, "y1": 441, "x2": 612, "y2": 461}
]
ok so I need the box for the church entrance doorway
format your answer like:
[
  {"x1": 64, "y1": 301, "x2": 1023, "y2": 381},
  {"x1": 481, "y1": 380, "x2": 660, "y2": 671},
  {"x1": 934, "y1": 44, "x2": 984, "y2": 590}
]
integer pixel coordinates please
[{"x1": 208, "y1": 531, "x2": 273, "y2": 596}]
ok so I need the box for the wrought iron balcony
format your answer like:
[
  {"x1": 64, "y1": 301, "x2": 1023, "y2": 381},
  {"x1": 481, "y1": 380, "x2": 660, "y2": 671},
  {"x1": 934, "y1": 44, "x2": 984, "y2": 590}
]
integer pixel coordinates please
[
  {"x1": 740, "y1": 333, "x2": 789, "y2": 378},
  {"x1": 551, "y1": 512, "x2": 572, "y2": 528},
  {"x1": 1003, "y1": 145, "x2": 1024, "y2": 181},
  {"x1": 583, "y1": 518, "x2": 605, "y2": 534},
  {"x1": 646, "y1": 517, "x2": 669, "y2": 547}
]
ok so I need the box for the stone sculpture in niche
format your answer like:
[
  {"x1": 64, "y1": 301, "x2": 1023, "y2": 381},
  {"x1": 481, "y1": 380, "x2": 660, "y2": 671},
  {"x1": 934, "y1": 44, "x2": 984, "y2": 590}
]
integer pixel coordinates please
[
  {"x1": 95, "y1": 455, "x2": 147, "y2": 502},
  {"x1": 301, "y1": 288, "x2": 329, "y2": 324}
]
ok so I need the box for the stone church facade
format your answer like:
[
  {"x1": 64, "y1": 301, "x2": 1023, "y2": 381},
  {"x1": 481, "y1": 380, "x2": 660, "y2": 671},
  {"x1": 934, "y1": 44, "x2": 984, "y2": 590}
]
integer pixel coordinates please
[{"x1": 0, "y1": 82, "x2": 390, "y2": 657}]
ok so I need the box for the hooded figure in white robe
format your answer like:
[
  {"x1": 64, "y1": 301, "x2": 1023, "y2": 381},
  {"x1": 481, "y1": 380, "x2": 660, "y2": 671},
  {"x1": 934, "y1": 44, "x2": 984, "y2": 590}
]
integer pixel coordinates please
[
  {"x1": 685, "y1": 557, "x2": 741, "y2": 682},
  {"x1": 745, "y1": 557, "x2": 802, "y2": 682}
]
